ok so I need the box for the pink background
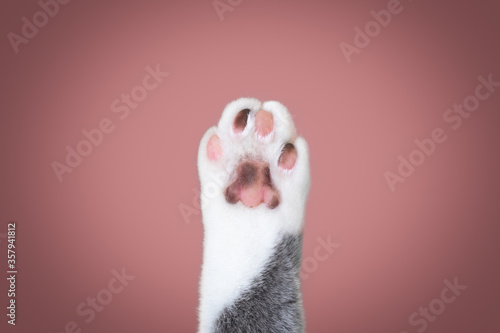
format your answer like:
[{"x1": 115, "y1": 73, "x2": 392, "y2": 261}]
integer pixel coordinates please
[{"x1": 1, "y1": 0, "x2": 500, "y2": 332}]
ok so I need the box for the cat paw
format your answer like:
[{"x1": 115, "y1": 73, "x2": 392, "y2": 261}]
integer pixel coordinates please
[{"x1": 198, "y1": 97, "x2": 310, "y2": 214}]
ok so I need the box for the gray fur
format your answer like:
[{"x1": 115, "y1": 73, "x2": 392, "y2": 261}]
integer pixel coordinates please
[{"x1": 213, "y1": 233, "x2": 305, "y2": 333}]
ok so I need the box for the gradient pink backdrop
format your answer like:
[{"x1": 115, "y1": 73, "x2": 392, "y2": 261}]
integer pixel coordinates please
[{"x1": 1, "y1": 0, "x2": 499, "y2": 332}]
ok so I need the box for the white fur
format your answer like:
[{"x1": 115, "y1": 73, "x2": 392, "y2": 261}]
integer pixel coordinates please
[{"x1": 197, "y1": 98, "x2": 310, "y2": 333}]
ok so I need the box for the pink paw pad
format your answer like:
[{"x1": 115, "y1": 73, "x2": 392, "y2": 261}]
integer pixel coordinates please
[
  {"x1": 207, "y1": 135, "x2": 222, "y2": 161},
  {"x1": 278, "y1": 143, "x2": 297, "y2": 170},
  {"x1": 225, "y1": 161, "x2": 280, "y2": 209},
  {"x1": 255, "y1": 110, "x2": 274, "y2": 138},
  {"x1": 233, "y1": 109, "x2": 251, "y2": 134}
]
